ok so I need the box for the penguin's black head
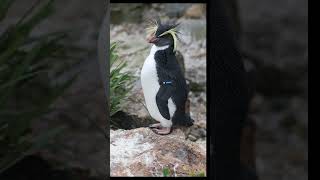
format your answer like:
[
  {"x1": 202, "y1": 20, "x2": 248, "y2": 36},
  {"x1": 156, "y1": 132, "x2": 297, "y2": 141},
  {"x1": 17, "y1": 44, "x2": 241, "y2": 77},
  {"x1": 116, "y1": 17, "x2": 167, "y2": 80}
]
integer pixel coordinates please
[{"x1": 146, "y1": 19, "x2": 180, "y2": 51}]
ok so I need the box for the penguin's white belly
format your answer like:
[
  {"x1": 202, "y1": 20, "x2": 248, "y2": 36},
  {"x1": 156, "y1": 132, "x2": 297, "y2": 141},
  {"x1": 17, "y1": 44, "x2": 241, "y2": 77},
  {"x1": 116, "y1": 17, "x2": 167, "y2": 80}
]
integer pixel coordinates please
[{"x1": 141, "y1": 50, "x2": 175, "y2": 128}]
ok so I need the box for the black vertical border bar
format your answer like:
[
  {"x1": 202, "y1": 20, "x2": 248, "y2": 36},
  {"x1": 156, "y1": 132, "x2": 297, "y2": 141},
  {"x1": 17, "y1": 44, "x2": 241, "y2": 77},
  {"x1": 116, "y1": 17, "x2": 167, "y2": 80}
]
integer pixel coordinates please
[
  {"x1": 97, "y1": 0, "x2": 110, "y2": 177},
  {"x1": 211, "y1": 0, "x2": 248, "y2": 179}
]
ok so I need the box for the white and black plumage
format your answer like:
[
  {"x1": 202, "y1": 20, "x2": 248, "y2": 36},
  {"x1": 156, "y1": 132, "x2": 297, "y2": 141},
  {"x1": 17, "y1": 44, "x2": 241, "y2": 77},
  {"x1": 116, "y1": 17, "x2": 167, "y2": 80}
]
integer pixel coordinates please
[{"x1": 141, "y1": 19, "x2": 194, "y2": 135}]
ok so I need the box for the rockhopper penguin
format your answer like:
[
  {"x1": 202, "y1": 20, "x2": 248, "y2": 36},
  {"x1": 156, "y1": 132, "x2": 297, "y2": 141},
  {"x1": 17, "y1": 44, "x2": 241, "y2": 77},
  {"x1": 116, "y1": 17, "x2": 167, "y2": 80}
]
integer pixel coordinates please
[{"x1": 141, "y1": 19, "x2": 194, "y2": 135}]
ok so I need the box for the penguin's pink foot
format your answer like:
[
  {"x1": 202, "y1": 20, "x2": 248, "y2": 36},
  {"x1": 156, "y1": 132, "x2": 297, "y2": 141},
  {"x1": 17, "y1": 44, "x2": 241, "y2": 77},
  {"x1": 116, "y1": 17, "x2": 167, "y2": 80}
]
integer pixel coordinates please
[
  {"x1": 148, "y1": 123, "x2": 161, "y2": 129},
  {"x1": 152, "y1": 127, "x2": 171, "y2": 135}
]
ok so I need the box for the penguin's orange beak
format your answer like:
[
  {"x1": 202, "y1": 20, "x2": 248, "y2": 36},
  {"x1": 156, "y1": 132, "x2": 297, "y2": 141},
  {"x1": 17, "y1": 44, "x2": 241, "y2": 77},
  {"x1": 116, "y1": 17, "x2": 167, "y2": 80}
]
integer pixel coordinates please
[{"x1": 147, "y1": 34, "x2": 158, "y2": 43}]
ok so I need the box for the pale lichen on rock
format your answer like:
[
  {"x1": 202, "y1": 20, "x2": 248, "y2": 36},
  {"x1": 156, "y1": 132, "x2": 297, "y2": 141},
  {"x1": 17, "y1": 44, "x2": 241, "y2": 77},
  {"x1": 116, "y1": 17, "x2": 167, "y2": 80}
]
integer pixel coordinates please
[{"x1": 110, "y1": 128, "x2": 206, "y2": 177}]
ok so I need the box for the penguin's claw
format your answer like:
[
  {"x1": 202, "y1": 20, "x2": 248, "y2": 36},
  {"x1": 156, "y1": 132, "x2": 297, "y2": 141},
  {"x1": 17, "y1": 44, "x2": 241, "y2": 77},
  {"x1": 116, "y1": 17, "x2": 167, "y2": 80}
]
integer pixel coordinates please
[
  {"x1": 152, "y1": 127, "x2": 171, "y2": 135},
  {"x1": 148, "y1": 123, "x2": 162, "y2": 129}
]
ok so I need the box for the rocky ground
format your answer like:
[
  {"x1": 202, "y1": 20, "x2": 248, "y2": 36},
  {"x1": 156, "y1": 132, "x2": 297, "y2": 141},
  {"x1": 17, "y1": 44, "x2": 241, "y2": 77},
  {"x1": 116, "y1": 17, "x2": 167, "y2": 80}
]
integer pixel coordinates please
[{"x1": 110, "y1": 128, "x2": 206, "y2": 177}]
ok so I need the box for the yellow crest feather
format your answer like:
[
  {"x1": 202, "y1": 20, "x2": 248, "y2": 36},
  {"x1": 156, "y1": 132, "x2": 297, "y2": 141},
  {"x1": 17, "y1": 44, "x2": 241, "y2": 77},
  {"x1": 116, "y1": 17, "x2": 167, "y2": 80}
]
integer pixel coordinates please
[
  {"x1": 145, "y1": 19, "x2": 179, "y2": 52},
  {"x1": 145, "y1": 19, "x2": 158, "y2": 37}
]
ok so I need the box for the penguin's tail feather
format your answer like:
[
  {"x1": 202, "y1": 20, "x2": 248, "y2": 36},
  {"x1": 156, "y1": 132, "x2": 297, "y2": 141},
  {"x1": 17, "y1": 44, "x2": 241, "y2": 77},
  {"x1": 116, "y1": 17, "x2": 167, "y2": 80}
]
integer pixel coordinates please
[
  {"x1": 173, "y1": 111, "x2": 194, "y2": 127},
  {"x1": 185, "y1": 114, "x2": 194, "y2": 127}
]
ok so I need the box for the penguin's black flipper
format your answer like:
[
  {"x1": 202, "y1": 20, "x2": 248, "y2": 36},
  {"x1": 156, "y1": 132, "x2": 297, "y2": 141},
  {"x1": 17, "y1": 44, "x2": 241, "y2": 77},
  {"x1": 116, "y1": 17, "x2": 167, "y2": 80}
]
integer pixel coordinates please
[
  {"x1": 155, "y1": 49, "x2": 185, "y2": 87},
  {"x1": 156, "y1": 84, "x2": 175, "y2": 120}
]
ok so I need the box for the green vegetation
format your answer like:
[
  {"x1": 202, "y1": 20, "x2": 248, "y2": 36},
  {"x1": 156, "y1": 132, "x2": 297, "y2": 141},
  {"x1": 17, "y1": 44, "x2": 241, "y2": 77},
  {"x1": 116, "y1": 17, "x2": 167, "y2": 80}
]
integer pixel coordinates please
[
  {"x1": 188, "y1": 170, "x2": 206, "y2": 177},
  {"x1": 0, "y1": 0, "x2": 77, "y2": 174},
  {"x1": 162, "y1": 167, "x2": 170, "y2": 177},
  {"x1": 110, "y1": 42, "x2": 135, "y2": 121}
]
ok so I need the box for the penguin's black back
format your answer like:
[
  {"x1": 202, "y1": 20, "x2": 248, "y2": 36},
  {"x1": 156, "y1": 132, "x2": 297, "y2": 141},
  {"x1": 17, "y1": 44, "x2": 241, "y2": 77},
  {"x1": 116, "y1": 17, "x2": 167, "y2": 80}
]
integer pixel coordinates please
[
  {"x1": 154, "y1": 47, "x2": 187, "y2": 96},
  {"x1": 153, "y1": 46, "x2": 193, "y2": 127}
]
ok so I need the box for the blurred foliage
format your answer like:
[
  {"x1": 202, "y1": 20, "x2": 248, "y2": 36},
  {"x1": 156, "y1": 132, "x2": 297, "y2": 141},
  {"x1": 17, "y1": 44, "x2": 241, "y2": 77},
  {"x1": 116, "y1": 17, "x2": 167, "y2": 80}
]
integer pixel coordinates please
[
  {"x1": 188, "y1": 170, "x2": 206, "y2": 177},
  {"x1": 0, "y1": 0, "x2": 77, "y2": 174},
  {"x1": 162, "y1": 167, "x2": 170, "y2": 177},
  {"x1": 110, "y1": 42, "x2": 135, "y2": 123}
]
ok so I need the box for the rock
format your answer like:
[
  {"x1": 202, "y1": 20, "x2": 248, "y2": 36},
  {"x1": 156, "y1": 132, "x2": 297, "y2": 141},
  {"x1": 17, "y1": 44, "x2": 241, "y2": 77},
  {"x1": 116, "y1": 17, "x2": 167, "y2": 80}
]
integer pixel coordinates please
[
  {"x1": 177, "y1": 19, "x2": 206, "y2": 42},
  {"x1": 196, "y1": 138, "x2": 206, "y2": 148},
  {"x1": 198, "y1": 128, "x2": 207, "y2": 137},
  {"x1": 111, "y1": 4, "x2": 145, "y2": 24},
  {"x1": 184, "y1": 4, "x2": 206, "y2": 19},
  {"x1": 111, "y1": 111, "x2": 156, "y2": 130},
  {"x1": 188, "y1": 134, "x2": 197, "y2": 142},
  {"x1": 110, "y1": 128, "x2": 206, "y2": 177},
  {"x1": 164, "y1": 4, "x2": 191, "y2": 18}
]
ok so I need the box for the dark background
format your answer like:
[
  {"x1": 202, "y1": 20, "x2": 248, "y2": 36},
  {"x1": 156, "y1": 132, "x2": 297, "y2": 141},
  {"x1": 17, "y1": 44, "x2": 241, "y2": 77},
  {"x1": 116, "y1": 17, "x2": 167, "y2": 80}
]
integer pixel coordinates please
[
  {"x1": 235, "y1": 0, "x2": 308, "y2": 179},
  {"x1": 1, "y1": 0, "x2": 107, "y2": 179}
]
